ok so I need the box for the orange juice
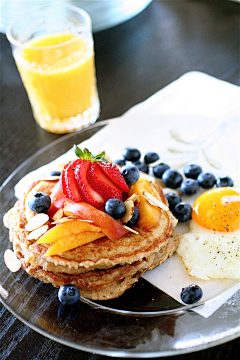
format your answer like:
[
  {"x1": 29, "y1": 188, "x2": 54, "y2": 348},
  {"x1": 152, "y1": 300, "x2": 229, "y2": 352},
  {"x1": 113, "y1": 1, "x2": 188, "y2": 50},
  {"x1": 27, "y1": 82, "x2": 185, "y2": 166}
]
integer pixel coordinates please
[{"x1": 14, "y1": 32, "x2": 99, "y2": 133}]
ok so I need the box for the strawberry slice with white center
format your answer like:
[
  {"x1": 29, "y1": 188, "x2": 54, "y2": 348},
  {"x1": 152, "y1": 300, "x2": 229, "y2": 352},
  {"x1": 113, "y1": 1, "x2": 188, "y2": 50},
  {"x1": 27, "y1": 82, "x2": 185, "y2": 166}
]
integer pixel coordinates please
[
  {"x1": 61, "y1": 146, "x2": 129, "y2": 210},
  {"x1": 60, "y1": 163, "x2": 68, "y2": 190},
  {"x1": 74, "y1": 160, "x2": 105, "y2": 210},
  {"x1": 98, "y1": 162, "x2": 129, "y2": 193},
  {"x1": 87, "y1": 162, "x2": 123, "y2": 201},
  {"x1": 61, "y1": 161, "x2": 82, "y2": 202}
]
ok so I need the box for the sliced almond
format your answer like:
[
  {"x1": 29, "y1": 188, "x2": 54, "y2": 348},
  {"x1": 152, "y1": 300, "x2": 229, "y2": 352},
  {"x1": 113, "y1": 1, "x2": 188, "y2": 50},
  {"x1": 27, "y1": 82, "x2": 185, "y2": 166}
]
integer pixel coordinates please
[
  {"x1": 168, "y1": 211, "x2": 178, "y2": 227},
  {"x1": 25, "y1": 213, "x2": 49, "y2": 231},
  {"x1": 104, "y1": 153, "x2": 112, "y2": 162},
  {"x1": 121, "y1": 200, "x2": 134, "y2": 224},
  {"x1": 126, "y1": 193, "x2": 139, "y2": 203},
  {"x1": 52, "y1": 208, "x2": 64, "y2": 222},
  {"x1": 162, "y1": 188, "x2": 180, "y2": 195},
  {"x1": 154, "y1": 178, "x2": 165, "y2": 188},
  {"x1": 51, "y1": 217, "x2": 74, "y2": 225},
  {"x1": 27, "y1": 224, "x2": 49, "y2": 240},
  {"x1": 41, "y1": 175, "x2": 60, "y2": 181},
  {"x1": 51, "y1": 217, "x2": 93, "y2": 225},
  {"x1": 149, "y1": 181, "x2": 161, "y2": 200},
  {"x1": 76, "y1": 219, "x2": 93, "y2": 223},
  {"x1": 148, "y1": 159, "x2": 163, "y2": 168},
  {"x1": 56, "y1": 164, "x2": 65, "y2": 172},
  {"x1": 3, "y1": 209, "x2": 13, "y2": 229},
  {"x1": 142, "y1": 191, "x2": 169, "y2": 211},
  {"x1": 139, "y1": 172, "x2": 155, "y2": 182},
  {"x1": 4, "y1": 249, "x2": 21, "y2": 272},
  {"x1": 123, "y1": 225, "x2": 139, "y2": 234}
]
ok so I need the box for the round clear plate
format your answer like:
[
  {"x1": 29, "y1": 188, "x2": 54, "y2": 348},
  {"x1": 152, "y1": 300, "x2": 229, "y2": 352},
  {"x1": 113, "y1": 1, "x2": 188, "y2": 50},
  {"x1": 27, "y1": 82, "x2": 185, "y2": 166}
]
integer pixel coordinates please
[
  {"x1": 0, "y1": 121, "x2": 239, "y2": 357},
  {"x1": 0, "y1": 0, "x2": 152, "y2": 33}
]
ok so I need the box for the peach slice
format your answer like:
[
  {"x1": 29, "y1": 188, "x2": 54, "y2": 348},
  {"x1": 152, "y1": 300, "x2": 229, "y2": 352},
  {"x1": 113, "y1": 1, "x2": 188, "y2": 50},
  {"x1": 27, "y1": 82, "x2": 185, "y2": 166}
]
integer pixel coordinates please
[
  {"x1": 36, "y1": 220, "x2": 101, "y2": 244},
  {"x1": 128, "y1": 178, "x2": 162, "y2": 230},
  {"x1": 48, "y1": 181, "x2": 66, "y2": 219},
  {"x1": 44, "y1": 231, "x2": 105, "y2": 256},
  {"x1": 64, "y1": 201, "x2": 128, "y2": 240}
]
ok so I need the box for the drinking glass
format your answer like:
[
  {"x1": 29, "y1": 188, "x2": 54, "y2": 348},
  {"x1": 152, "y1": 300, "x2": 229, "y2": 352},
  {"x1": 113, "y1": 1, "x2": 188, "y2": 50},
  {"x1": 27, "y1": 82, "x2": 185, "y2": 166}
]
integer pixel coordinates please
[{"x1": 7, "y1": 5, "x2": 100, "y2": 134}]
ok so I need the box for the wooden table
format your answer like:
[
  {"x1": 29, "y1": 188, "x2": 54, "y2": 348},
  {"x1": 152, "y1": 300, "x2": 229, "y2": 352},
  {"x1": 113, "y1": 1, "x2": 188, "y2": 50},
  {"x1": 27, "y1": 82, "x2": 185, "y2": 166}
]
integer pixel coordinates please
[{"x1": 1, "y1": 1, "x2": 239, "y2": 359}]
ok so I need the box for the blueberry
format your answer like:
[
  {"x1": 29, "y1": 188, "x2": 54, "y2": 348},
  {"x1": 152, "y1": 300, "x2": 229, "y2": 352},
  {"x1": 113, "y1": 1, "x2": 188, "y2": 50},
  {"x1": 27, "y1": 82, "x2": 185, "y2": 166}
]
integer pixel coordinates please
[
  {"x1": 165, "y1": 192, "x2": 182, "y2": 211},
  {"x1": 162, "y1": 169, "x2": 183, "y2": 189},
  {"x1": 153, "y1": 163, "x2": 170, "y2": 179},
  {"x1": 120, "y1": 164, "x2": 140, "y2": 186},
  {"x1": 124, "y1": 206, "x2": 140, "y2": 227},
  {"x1": 180, "y1": 179, "x2": 199, "y2": 196},
  {"x1": 58, "y1": 284, "x2": 80, "y2": 306},
  {"x1": 216, "y1": 176, "x2": 234, "y2": 187},
  {"x1": 132, "y1": 160, "x2": 141, "y2": 165},
  {"x1": 173, "y1": 202, "x2": 192, "y2": 222},
  {"x1": 28, "y1": 192, "x2": 51, "y2": 213},
  {"x1": 122, "y1": 147, "x2": 141, "y2": 162},
  {"x1": 133, "y1": 161, "x2": 149, "y2": 174},
  {"x1": 50, "y1": 170, "x2": 61, "y2": 176},
  {"x1": 197, "y1": 172, "x2": 215, "y2": 189},
  {"x1": 113, "y1": 159, "x2": 126, "y2": 167},
  {"x1": 183, "y1": 164, "x2": 202, "y2": 179},
  {"x1": 104, "y1": 199, "x2": 126, "y2": 219},
  {"x1": 180, "y1": 284, "x2": 203, "y2": 305},
  {"x1": 144, "y1": 152, "x2": 160, "y2": 164}
]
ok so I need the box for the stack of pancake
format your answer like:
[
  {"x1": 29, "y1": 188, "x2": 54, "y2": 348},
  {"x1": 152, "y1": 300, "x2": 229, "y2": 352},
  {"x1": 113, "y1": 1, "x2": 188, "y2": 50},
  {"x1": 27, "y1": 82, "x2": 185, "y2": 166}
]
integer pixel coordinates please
[{"x1": 4, "y1": 179, "x2": 180, "y2": 300}]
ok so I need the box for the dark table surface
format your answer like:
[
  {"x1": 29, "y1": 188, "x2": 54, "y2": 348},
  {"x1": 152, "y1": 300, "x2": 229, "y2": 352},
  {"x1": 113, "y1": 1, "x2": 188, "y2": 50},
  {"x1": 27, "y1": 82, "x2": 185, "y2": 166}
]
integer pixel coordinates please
[{"x1": 1, "y1": 0, "x2": 239, "y2": 359}]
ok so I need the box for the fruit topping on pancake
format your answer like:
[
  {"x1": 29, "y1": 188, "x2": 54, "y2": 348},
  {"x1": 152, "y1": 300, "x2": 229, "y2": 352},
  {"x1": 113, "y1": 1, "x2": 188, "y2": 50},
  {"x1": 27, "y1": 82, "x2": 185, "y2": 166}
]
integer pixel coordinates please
[
  {"x1": 60, "y1": 146, "x2": 129, "y2": 211},
  {"x1": 3, "y1": 146, "x2": 181, "y2": 300},
  {"x1": 19, "y1": 146, "x2": 172, "y2": 254}
]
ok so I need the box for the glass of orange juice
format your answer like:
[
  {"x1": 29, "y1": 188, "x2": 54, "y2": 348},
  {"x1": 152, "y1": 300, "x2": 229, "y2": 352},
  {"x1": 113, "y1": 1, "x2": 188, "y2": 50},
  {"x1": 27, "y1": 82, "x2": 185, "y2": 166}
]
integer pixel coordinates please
[{"x1": 7, "y1": 5, "x2": 100, "y2": 134}]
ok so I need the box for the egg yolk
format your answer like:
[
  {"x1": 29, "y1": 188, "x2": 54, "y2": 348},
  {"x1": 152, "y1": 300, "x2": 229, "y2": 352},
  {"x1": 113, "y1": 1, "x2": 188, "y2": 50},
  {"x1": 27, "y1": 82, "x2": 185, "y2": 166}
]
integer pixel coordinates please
[{"x1": 192, "y1": 187, "x2": 240, "y2": 232}]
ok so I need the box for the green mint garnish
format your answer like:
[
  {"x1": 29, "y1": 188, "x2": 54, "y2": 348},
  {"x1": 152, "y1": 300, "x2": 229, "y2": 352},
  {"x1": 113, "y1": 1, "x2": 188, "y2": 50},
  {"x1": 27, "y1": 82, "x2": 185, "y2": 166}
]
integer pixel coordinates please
[{"x1": 74, "y1": 145, "x2": 106, "y2": 162}]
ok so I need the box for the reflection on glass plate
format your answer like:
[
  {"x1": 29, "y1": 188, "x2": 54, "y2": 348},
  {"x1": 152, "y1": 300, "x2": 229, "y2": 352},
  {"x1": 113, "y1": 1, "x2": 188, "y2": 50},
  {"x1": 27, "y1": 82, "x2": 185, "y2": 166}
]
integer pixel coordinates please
[{"x1": 0, "y1": 120, "x2": 239, "y2": 357}]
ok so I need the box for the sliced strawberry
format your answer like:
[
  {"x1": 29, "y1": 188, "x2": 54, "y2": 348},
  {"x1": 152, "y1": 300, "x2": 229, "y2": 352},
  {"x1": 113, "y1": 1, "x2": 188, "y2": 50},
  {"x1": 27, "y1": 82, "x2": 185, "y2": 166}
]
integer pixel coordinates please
[
  {"x1": 98, "y1": 162, "x2": 129, "y2": 193},
  {"x1": 74, "y1": 160, "x2": 105, "y2": 210},
  {"x1": 64, "y1": 161, "x2": 82, "y2": 202},
  {"x1": 60, "y1": 163, "x2": 68, "y2": 190},
  {"x1": 48, "y1": 180, "x2": 66, "y2": 218},
  {"x1": 87, "y1": 163, "x2": 122, "y2": 201},
  {"x1": 61, "y1": 161, "x2": 82, "y2": 202}
]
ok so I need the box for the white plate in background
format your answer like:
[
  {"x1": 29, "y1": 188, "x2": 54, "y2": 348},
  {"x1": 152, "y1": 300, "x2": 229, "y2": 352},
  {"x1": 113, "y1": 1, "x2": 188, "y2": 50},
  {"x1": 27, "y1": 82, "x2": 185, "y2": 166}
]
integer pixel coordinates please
[{"x1": 0, "y1": 0, "x2": 152, "y2": 33}]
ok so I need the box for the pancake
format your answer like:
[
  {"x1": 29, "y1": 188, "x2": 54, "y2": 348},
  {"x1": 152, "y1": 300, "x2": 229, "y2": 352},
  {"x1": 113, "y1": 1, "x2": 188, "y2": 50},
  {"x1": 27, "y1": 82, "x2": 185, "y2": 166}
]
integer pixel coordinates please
[
  {"x1": 4, "y1": 178, "x2": 180, "y2": 300},
  {"x1": 13, "y1": 230, "x2": 179, "y2": 300}
]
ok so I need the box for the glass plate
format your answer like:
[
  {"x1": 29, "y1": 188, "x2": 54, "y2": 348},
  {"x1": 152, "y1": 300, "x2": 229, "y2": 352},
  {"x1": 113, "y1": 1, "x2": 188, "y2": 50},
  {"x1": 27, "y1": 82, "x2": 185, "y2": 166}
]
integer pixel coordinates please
[{"x1": 0, "y1": 120, "x2": 239, "y2": 358}]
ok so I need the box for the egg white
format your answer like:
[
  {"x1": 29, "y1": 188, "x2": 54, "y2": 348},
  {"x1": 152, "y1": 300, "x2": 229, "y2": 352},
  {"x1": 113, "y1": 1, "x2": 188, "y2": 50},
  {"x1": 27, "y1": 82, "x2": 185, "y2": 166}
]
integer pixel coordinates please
[
  {"x1": 177, "y1": 219, "x2": 240, "y2": 281},
  {"x1": 233, "y1": 167, "x2": 240, "y2": 187}
]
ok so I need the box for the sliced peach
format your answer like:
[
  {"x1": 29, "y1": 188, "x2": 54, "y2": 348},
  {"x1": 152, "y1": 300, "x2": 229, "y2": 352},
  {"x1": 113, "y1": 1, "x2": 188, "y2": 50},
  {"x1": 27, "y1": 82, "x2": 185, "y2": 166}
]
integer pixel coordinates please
[
  {"x1": 44, "y1": 231, "x2": 105, "y2": 256},
  {"x1": 63, "y1": 200, "x2": 128, "y2": 240},
  {"x1": 36, "y1": 220, "x2": 101, "y2": 244},
  {"x1": 48, "y1": 181, "x2": 66, "y2": 219},
  {"x1": 128, "y1": 178, "x2": 162, "y2": 230}
]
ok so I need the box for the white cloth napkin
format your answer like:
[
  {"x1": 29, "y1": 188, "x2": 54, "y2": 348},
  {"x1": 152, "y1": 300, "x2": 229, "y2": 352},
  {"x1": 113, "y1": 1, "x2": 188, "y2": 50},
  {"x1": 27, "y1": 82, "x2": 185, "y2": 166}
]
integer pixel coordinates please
[{"x1": 15, "y1": 72, "x2": 240, "y2": 317}]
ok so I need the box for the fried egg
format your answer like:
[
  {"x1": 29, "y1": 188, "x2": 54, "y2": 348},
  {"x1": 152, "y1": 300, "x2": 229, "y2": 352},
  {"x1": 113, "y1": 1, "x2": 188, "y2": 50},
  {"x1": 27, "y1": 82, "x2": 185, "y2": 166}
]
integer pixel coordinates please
[{"x1": 177, "y1": 187, "x2": 240, "y2": 280}]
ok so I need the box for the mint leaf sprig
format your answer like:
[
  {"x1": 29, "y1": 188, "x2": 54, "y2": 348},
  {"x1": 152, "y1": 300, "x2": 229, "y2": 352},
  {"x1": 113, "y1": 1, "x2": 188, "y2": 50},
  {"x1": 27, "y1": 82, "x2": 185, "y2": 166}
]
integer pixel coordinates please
[{"x1": 74, "y1": 145, "x2": 106, "y2": 162}]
